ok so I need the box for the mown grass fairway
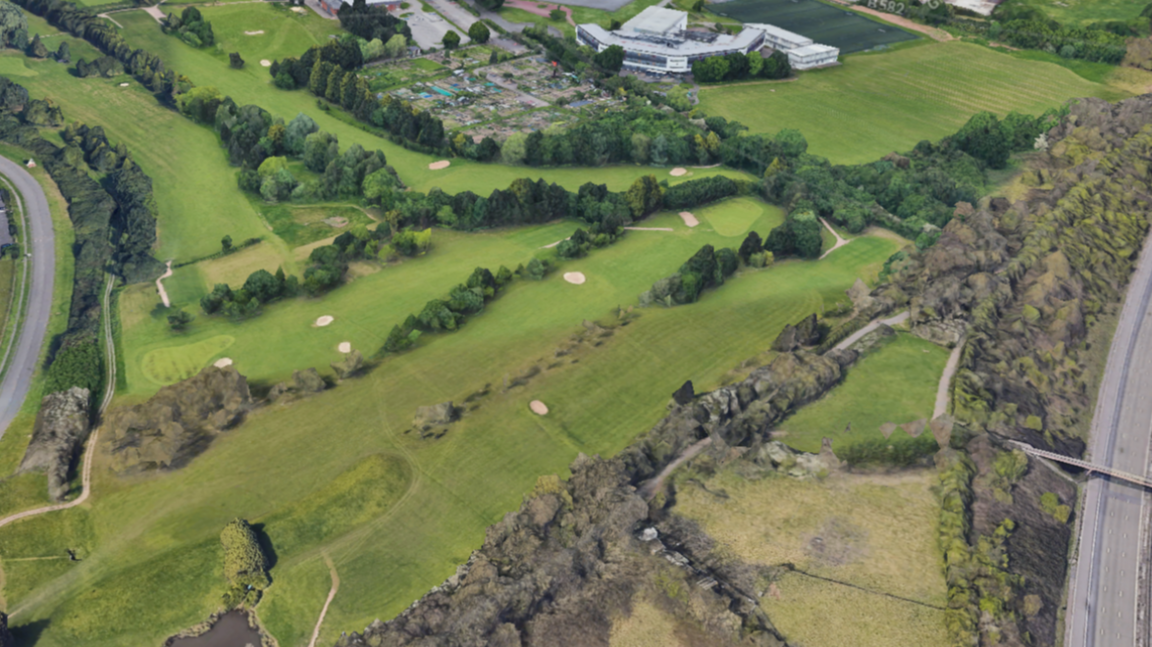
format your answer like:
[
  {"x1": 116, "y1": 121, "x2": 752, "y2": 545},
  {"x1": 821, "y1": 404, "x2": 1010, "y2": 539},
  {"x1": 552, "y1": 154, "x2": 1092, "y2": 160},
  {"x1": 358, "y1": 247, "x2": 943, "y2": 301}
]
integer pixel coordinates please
[
  {"x1": 3, "y1": 207, "x2": 902, "y2": 646},
  {"x1": 676, "y1": 469, "x2": 947, "y2": 647},
  {"x1": 193, "y1": 3, "x2": 345, "y2": 64},
  {"x1": 778, "y1": 333, "x2": 948, "y2": 453},
  {"x1": 140, "y1": 334, "x2": 236, "y2": 385},
  {"x1": 697, "y1": 41, "x2": 1136, "y2": 164}
]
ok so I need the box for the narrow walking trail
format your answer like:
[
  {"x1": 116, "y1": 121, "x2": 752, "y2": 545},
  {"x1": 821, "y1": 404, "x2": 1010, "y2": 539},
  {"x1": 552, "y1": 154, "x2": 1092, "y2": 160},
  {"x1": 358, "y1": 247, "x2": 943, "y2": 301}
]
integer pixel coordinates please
[
  {"x1": 0, "y1": 274, "x2": 116, "y2": 530},
  {"x1": 307, "y1": 555, "x2": 341, "y2": 647},
  {"x1": 933, "y1": 339, "x2": 964, "y2": 419},
  {"x1": 155, "y1": 260, "x2": 173, "y2": 308},
  {"x1": 819, "y1": 218, "x2": 850, "y2": 259},
  {"x1": 834, "y1": 310, "x2": 909, "y2": 351}
]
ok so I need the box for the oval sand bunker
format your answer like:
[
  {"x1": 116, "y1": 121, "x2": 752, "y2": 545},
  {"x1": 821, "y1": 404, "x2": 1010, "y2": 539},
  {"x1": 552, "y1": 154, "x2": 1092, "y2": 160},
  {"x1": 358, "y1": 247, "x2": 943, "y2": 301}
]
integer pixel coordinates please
[
  {"x1": 214, "y1": 357, "x2": 233, "y2": 368},
  {"x1": 563, "y1": 272, "x2": 586, "y2": 285},
  {"x1": 260, "y1": 59, "x2": 272, "y2": 67},
  {"x1": 315, "y1": 315, "x2": 335, "y2": 327},
  {"x1": 338, "y1": 342, "x2": 351, "y2": 353},
  {"x1": 529, "y1": 400, "x2": 549, "y2": 415},
  {"x1": 428, "y1": 160, "x2": 451, "y2": 170},
  {"x1": 669, "y1": 167, "x2": 687, "y2": 177}
]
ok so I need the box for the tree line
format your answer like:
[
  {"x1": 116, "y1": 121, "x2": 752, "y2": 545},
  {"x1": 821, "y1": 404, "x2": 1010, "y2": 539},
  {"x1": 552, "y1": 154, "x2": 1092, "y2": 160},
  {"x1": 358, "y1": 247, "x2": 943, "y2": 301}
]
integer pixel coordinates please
[
  {"x1": 0, "y1": 76, "x2": 162, "y2": 413},
  {"x1": 691, "y1": 50, "x2": 792, "y2": 83},
  {"x1": 162, "y1": 6, "x2": 215, "y2": 49}
]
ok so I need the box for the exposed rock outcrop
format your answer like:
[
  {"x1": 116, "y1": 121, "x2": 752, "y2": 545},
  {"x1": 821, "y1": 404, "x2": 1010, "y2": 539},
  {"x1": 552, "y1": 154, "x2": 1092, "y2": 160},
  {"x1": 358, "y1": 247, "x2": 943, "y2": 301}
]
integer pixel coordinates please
[
  {"x1": 414, "y1": 402, "x2": 459, "y2": 431},
  {"x1": 770, "y1": 313, "x2": 821, "y2": 352},
  {"x1": 17, "y1": 387, "x2": 90, "y2": 501},
  {"x1": 268, "y1": 368, "x2": 326, "y2": 402},
  {"x1": 106, "y1": 366, "x2": 251, "y2": 475},
  {"x1": 672, "y1": 380, "x2": 695, "y2": 405},
  {"x1": 330, "y1": 350, "x2": 364, "y2": 380}
]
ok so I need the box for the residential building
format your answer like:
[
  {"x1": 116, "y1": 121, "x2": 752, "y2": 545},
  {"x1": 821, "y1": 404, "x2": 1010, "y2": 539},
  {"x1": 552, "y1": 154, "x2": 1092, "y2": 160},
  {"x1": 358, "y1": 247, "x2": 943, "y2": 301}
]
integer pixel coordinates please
[{"x1": 742, "y1": 23, "x2": 812, "y2": 51}]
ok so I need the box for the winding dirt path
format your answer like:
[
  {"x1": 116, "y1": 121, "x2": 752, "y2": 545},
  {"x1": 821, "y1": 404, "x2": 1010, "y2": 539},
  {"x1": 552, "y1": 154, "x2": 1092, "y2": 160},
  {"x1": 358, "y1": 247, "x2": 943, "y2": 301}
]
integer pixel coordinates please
[
  {"x1": 155, "y1": 260, "x2": 173, "y2": 308},
  {"x1": 307, "y1": 554, "x2": 341, "y2": 647},
  {"x1": 819, "y1": 218, "x2": 850, "y2": 259},
  {"x1": 833, "y1": 310, "x2": 909, "y2": 351},
  {"x1": 0, "y1": 274, "x2": 115, "y2": 530},
  {"x1": 933, "y1": 338, "x2": 965, "y2": 419},
  {"x1": 637, "y1": 437, "x2": 712, "y2": 500}
]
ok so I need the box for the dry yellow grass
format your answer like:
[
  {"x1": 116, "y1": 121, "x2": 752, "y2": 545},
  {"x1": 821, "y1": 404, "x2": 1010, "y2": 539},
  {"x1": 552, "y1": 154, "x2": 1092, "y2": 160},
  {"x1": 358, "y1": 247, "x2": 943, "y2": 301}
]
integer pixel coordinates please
[
  {"x1": 610, "y1": 601, "x2": 688, "y2": 647},
  {"x1": 675, "y1": 469, "x2": 946, "y2": 647},
  {"x1": 118, "y1": 282, "x2": 157, "y2": 332},
  {"x1": 197, "y1": 242, "x2": 290, "y2": 288}
]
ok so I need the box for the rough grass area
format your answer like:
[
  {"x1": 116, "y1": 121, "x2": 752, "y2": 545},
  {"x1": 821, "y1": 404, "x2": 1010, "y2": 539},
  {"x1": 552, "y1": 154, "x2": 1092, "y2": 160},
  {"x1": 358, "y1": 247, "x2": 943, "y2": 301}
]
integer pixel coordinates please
[
  {"x1": 261, "y1": 204, "x2": 376, "y2": 249},
  {"x1": 5, "y1": 223, "x2": 903, "y2": 646},
  {"x1": 0, "y1": 257, "x2": 16, "y2": 341},
  {"x1": 697, "y1": 41, "x2": 1136, "y2": 165},
  {"x1": 676, "y1": 469, "x2": 947, "y2": 647},
  {"x1": 1033, "y1": 0, "x2": 1150, "y2": 23},
  {"x1": 777, "y1": 333, "x2": 948, "y2": 453}
]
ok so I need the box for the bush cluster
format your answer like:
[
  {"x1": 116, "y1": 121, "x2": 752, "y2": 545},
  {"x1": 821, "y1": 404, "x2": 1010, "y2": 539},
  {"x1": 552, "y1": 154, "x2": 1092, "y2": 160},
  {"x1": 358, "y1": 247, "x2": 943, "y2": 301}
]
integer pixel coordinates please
[
  {"x1": 220, "y1": 518, "x2": 270, "y2": 608},
  {"x1": 162, "y1": 6, "x2": 214, "y2": 48},
  {"x1": 640, "y1": 243, "x2": 739, "y2": 307}
]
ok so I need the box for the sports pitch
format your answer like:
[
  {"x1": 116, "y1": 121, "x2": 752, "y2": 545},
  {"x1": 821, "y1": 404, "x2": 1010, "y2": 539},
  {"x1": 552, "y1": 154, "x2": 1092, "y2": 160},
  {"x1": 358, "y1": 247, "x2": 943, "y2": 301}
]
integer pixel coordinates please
[{"x1": 712, "y1": 0, "x2": 920, "y2": 54}]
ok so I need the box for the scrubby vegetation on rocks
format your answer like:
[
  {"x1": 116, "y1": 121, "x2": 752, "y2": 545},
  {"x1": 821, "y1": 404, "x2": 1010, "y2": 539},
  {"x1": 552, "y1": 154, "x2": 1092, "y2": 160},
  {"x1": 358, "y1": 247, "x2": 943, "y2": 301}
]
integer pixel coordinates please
[{"x1": 16, "y1": 387, "x2": 90, "y2": 501}]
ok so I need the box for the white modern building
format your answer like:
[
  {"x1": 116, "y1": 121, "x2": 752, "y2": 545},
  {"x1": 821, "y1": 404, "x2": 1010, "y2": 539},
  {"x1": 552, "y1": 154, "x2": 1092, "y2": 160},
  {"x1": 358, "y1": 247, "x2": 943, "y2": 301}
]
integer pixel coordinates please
[
  {"x1": 786, "y1": 43, "x2": 840, "y2": 70},
  {"x1": 577, "y1": 7, "x2": 766, "y2": 74},
  {"x1": 577, "y1": 7, "x2": 839, "y2": 75},
  {"x1": 743, "y1": 23, "x2": 812, "y2": 51}
]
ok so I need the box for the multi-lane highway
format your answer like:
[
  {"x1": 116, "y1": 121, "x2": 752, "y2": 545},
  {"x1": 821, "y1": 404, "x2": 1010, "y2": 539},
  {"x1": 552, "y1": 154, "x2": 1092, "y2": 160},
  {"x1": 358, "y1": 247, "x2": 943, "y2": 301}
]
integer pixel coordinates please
[
  {"x1": 1066, "y1": 231, "x2": 1152, "y2": 647},
  {"x1": 0, "y1": 155, "x2": 55, "y2": 439}
]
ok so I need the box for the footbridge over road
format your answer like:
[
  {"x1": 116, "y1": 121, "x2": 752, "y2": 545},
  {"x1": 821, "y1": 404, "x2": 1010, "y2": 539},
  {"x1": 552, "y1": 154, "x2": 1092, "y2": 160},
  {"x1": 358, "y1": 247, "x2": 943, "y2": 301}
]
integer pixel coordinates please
[{"x1": 1008, "y1": 441, "x2": 1152, "y2": 489}]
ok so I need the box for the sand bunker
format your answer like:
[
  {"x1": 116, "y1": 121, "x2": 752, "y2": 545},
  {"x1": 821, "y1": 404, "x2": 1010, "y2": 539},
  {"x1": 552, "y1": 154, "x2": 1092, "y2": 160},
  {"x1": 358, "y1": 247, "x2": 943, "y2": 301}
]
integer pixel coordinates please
[
  {"x1": 679, "y1": 211, "x2": 699, "y2": 227},
  {"x1": 529, "y1": 400, "x2": 549, "y2": 415},
  {"x1": 315, "y1": 315, "x2": 334, "y2": 327},
  {"x1": 324, "y1": 216, "x2": 349, "y2": 228},
  {"x1": 244, "y1": 30, "x2": 265, "y2": 35},
  {"x1": 214, "y1": 357, "x2": 233, "y2": 368},
  {"x1": 119, "y1": 82, "x2": 129, "y2": 87},
  {"x1": 428, "y1": 160, "x2": 451, "y2": 170},
  {"x1": 563, "y1": 272, "x2": 586, "y2": 285},
  {"x1": 670, "y1": 167, "x2": 687, "y2": 177},
  {"x1": 338, "y1": 342, "x2": 351, "y2": 353},
  {"x1": 291, "y1": 6, "x2": 306, "y2": 12},
  {"x1": 260, "y1": 59, "x2": 272, "y2": 67}
]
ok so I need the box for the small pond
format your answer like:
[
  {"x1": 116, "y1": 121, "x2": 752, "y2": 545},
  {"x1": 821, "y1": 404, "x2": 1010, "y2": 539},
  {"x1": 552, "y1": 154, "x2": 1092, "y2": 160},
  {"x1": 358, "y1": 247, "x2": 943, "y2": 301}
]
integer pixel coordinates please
[{"x1": 169, "y1": 611, "x2": 262, "y2": 647}]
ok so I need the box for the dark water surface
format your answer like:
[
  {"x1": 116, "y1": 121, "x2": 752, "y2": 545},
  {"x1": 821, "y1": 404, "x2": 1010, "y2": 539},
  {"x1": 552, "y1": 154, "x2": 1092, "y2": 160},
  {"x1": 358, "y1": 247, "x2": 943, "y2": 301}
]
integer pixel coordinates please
[{"x1": 169, "y1": 611, "x2": 262, "y2": 647}]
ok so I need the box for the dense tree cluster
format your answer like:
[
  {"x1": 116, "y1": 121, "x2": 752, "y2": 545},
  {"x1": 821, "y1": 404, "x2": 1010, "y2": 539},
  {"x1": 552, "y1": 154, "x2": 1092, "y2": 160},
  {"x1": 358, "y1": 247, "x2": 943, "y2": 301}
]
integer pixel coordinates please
[
  {"x1": 0, "y1": 0, "x2": 28, "y2": 50},
  {"x1": 640, "y1": 243, "x2": 739, "y2": 306},
  {"x1": 11, "y1": 0, "x2": 189, "y2": 103},
  {"x1": 381, "y1": 263, "x2": 526, "y2": 354},
  {"x1": 0, "y1": 78, "x2": 162, "y2": 412},
  {"x1": 220, "y1": 519, "x2": 270, "y2": 608},
  {"x1": 162, "y1": 6, "x2": 215, "y2": 48},
  {"x1": 201, "y1": 267, "x2": 298, "y2": 319},
  {"x1": 691, "y1": 50, "x2": 792, "y2": 83},
  {"x1": 269, "y1": 38, "x2": 364, "y2": 90},
  {"x1": 337, "y1": 0, "x2": 411, "y2": 43},
  {"x1": 763, "y1": 206, "x2": 824, "y2": 259},
  {"x1": 74, "y1": 55, "x2": 124, "y2": 78}
]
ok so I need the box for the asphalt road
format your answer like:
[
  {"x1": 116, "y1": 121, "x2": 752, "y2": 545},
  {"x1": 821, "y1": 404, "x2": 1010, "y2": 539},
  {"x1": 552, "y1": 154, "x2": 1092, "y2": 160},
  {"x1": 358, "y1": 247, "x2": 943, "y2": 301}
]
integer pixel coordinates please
[
  {"x1": 1065, "y1": 231, "x2": 1152, "y2": 647},
  {"x1": 0, "y1": 155, "x2": 55, "y2": 440}
]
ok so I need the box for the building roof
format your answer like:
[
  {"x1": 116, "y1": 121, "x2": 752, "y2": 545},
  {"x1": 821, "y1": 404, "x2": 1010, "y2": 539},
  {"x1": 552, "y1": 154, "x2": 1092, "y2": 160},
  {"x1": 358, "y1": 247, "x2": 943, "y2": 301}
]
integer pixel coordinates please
[
  {"x1": 743, "y1": 23, "x2": 812, "y2": 48},
  {"x1": 621, "y1": 6, "x2": 685, "y2": 36},
  {"x1": 789, "y1": 43, "x2": 839, "y2": 57},
  {"x1": 579, "y1": 23, "x2": 763, "y2": 58}
]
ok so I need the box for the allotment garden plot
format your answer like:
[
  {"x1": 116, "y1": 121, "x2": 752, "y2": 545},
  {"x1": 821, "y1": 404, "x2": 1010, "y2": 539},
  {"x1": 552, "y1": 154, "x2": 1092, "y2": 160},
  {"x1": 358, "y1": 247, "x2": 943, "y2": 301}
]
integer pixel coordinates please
[{"x1": 713, "y1": 0, "x2": 919, "y2": 54}]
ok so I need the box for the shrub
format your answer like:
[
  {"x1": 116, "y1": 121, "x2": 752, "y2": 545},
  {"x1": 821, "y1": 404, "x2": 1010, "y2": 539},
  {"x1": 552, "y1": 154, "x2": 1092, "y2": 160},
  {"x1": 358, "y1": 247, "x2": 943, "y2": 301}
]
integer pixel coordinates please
[
  {"x1": 220, "y1": 518, "x2": 270, "y2": 607},
  {"x1": 835, "y1": 435, "x2": 939, "y2": 467}
]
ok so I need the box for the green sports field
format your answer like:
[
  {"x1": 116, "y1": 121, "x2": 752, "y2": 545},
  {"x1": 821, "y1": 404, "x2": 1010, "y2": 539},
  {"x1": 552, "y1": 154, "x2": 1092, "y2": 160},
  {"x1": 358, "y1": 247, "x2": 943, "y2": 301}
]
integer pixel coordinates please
[
  {"x1": 697, "y1": 40, "x2": 1140, "y2": 164},
  {"x1": 712, "y1": 0, "x2": 920, "y2": 54},
  {"x1": 777, "y1": 332, "x2": 949, "y2": 453}
]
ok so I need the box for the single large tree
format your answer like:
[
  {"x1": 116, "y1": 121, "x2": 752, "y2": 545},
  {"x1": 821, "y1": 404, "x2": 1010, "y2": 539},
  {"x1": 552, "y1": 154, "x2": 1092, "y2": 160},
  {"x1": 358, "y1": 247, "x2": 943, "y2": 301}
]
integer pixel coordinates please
[
  {"x1": 442, "y1": 29, "x2": 460, "y2": 50},
  {"x1": 28, "y1": 33, "x2": 48, "y2": 58},
  {"x1": 594, "y1": 44, "x2": 625, "y2": 73},
  {"x1": 468, "y1": 20, "x2": 491, "y2": 44}
]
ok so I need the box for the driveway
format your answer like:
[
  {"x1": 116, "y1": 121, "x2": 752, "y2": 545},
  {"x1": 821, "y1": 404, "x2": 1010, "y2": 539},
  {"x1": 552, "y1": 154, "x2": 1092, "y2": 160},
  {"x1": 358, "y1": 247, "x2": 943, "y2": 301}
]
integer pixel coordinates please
[{"x1": 0, "y1": 156, "x2": 56, "y2": 439}]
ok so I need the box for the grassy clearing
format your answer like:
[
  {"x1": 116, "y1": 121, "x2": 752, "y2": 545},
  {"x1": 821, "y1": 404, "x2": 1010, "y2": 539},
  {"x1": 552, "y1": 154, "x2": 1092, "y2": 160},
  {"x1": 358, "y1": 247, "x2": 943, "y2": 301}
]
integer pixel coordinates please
[
  {"x1": 261, "y1": 203, "x2": 376, "y2": 249},
  {"x1": 697, "y1": 41, "x2": 1137, "y2": 164},
  {"x1": 1032, "y1": 0, "x2": 1150, "y2": 23},
  {"x1": 195, "y1": 3, "x2": 345, "y2": 64},
  {"x1": 676, "y1": 469, "x2": 947, "y2": 647},
  {"x1": 776, "y1": 333, "x2": 948, "y2": 453},
  {"x1": 4, "y1": 215, "x2": 902, "y2": 646},
  {"x1": 0, "y1": 141, "x2": 75, "y2": 517},
  {"x1": 694, "y1": 196, "x2": 779, "y2": 237}
]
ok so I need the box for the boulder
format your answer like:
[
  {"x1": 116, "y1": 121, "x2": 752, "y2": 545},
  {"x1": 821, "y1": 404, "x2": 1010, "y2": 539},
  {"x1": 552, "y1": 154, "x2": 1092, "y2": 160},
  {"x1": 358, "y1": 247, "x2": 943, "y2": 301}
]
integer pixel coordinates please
[
  {"x1": 672, "y1": 380, "x2": 695, "y2": 406},
  {"x1": 771, "y1": 324, "x2": 799, "y2": 352},
  {"x1": 292, "y1": 368, "x2": 325, "y2": 392},
  {"x1": 414, "y1": 402, "x2": 459, "y2": 431},
  {"x1": 18, "y1": 387, "x2": 90, "y2": 501},
  {"x1": 846, "y1": 278, "x2": 874, "y2": 311},
  {"x1": 106, "y1": 366, "x2": 251, "y2": 475},
  {"x1": 331, "y1": 349, "x2": 364, "y2": 380},
  {"x1": 794, "y1": 313, "x2": 821, "y2": 346},
  {"x1": 911, "y1": 318, "x2": 966, "y2": 346}
]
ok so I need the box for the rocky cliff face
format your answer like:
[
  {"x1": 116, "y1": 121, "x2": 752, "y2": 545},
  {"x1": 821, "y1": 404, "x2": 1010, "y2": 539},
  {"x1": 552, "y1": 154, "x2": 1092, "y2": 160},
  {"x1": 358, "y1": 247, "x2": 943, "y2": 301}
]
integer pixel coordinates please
[
  {"x1": 106, "y1": 366, "x2": 251, "y2": 474},
  {"x1": 17, "y1": 387, "x2": 90, "y2": 501}
]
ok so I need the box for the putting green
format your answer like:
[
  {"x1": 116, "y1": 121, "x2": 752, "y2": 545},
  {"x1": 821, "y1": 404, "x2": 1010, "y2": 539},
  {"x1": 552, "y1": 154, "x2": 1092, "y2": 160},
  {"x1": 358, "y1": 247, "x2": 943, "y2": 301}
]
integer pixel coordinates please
[
  {"x1": 140, "y1": 335, "x2": 236, "y2": 386},
  {"x1": 700, "y1": 197, "x2": 776, "y2": 237}
]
